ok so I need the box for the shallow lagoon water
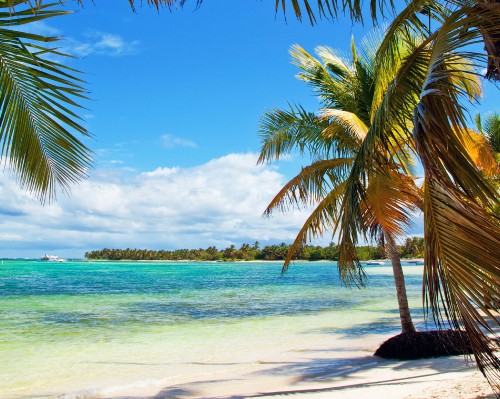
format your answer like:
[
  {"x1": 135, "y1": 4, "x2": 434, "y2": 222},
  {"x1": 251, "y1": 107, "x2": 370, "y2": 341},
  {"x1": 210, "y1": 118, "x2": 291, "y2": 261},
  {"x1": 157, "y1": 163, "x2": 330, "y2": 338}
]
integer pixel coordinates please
[{"x1": 0, "y1": 260, "x2": 426, "y2": 398}]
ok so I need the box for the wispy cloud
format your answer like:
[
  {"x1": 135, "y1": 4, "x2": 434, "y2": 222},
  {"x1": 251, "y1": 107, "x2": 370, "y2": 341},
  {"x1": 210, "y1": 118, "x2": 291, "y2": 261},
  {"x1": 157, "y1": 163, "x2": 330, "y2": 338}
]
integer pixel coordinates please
[
  {"x1": 64, "y1": 31, "x2": 140, "y2": 57},
  {"x1": 162, "y1": 134, "x2": 197, "y2": 149},
  {"x1": 12, "y1": 21, "x2": 137, "y2": 58},
  {"x1": 21, "y1": 21, "x2": 62, "y2": 36}
]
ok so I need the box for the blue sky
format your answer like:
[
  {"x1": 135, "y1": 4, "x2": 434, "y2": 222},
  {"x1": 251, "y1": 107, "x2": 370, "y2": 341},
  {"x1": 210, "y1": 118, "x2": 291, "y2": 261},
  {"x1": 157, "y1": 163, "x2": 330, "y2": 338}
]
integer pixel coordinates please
[{"x1": 0, "y1": 1, "x2": 497, "y2": 258}]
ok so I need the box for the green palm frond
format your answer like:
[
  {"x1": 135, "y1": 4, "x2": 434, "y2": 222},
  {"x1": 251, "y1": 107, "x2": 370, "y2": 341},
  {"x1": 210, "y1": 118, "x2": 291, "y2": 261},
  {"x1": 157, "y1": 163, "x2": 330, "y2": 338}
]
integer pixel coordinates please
[
  {"x1": 483, "y1": 115, "x2": 500, "y2": 154},
  {"x1": 258, "y1": 104, "x2": 337, "y2": 164},
  {"x1": 314, "y1": 45, "x2": 351, "y2": 77},
  {"x1": 279, "y1": 182, "x2": 368, "y2": 288},
  {"x1": 0, "y1": 3, "x2": 92, "y2": 202},
  {"x1": 291, "y1": 45, "x2": 356, "y2": 111},
  {"x1": 477, "y1": 113, "x2": 500, "y2": 157},
  {"x1": 264, "y1": 158, "x2": 353, "y2": 216}
]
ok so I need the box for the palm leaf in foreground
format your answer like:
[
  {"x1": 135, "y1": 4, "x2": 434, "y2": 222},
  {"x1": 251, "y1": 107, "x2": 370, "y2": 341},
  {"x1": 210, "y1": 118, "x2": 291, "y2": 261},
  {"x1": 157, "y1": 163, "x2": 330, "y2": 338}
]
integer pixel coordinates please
[
  {"x1": 360, "y1": 4, "x2": 500, "y2": 388},
  {"x1": 0, "y1": 2, "x2": 92, "y2": 201},
  {"x1": 383, "y1": 5, "x2": 500, "y2": 388}
]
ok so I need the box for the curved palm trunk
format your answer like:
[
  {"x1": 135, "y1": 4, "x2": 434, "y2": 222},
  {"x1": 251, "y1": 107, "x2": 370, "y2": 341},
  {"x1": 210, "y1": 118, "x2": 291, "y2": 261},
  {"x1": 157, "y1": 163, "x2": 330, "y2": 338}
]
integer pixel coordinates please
[{"x1": 384, "y1": 231, "x2": 416, "y2": 333}]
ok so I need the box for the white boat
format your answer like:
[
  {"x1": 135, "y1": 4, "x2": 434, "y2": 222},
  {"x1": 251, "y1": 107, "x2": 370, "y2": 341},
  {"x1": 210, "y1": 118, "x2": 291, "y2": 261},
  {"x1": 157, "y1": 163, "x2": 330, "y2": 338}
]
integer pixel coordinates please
[
  {"x1": 41, "y1": 255, "x2": 66, "y2": 262},
  {"x1": 366, "y1": 261, "x2": 385, "y2": 265},
  {"x1": 405, "y1": 260, "x2": 424, "y2": 265}
]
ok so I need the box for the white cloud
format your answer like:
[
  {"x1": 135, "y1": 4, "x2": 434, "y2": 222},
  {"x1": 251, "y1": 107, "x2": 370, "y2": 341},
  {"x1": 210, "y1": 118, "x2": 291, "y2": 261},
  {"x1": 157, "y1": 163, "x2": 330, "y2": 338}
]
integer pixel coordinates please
[
  {"x1": 21, "y1": 21, "x2": 61, "y2": 36},
  {"x1": 64, "y1": 31, "x2": 140, "y2": 57},
  {"x1": 0, "y1": 153, "x2": 312, "y2": 258},
  {"x1": 161, "y1": 134, "x2": 197, "y2": 149},
  {"x1": 8, "y1": 22, "x2": 137, "y2": 58}
]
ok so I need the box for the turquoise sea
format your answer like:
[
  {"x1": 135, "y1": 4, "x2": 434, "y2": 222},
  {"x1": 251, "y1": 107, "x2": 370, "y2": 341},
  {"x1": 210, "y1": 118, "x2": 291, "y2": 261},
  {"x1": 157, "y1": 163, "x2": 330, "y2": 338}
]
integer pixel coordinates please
[{"x1": 0, "y1": 259, "x2": 427, "y2": 399}]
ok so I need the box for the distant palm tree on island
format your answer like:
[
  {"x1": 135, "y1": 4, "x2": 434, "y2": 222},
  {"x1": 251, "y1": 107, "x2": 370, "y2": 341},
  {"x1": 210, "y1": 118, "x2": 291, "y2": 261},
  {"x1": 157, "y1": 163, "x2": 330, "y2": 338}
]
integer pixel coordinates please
[{"x1": 86, "y1": 240, "x2": 425, "y2": 262}]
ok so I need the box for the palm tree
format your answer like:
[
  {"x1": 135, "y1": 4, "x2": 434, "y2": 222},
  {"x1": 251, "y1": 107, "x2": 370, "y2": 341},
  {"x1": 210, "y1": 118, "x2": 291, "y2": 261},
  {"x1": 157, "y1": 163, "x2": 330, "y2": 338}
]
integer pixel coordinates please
[
  {"x1": 258, "y1": 37, "x2": 426, "y2": 334},
  {"x1": 259, "y1": 32, "x2": 500, "y2": 387},
  {"x1": 0, "y1": 1, "x2": 92, "y2": 201},
  {"x1": 369, "y1": 8, "x2": 500, "y2": 388},
  {"x1": 266, "y1": 0, "x2": 500, "y2": 387}
]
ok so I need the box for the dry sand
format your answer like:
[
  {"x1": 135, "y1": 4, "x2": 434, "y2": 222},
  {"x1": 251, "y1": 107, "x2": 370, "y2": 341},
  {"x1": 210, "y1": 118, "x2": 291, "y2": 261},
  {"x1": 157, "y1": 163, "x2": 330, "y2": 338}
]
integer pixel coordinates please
[{"x1": 99, "y1": 333, "x2": 495, "y2": 399}]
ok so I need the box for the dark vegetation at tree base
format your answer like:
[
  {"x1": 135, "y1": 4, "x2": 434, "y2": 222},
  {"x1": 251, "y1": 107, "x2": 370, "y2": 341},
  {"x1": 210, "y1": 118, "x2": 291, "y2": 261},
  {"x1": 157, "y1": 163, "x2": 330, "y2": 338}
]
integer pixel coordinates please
[
  {"x1": 375, "y1": 330, "x2": 473, "y2": 360},
  {"x1": 85, "y1": 237, "x2": 425, "y2": 261}
]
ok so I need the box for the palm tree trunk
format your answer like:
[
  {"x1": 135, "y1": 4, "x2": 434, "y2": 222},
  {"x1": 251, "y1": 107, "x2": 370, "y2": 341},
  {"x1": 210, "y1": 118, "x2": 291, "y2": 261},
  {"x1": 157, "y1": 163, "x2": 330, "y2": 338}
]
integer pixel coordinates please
[{"x1": 384, "y1": 231, "x2": 416, "y2": 333}]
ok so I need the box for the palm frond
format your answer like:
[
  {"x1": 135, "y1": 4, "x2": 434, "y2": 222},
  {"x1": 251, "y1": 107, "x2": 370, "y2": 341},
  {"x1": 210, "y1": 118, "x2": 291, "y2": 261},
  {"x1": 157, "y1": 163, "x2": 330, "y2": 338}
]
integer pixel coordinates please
[
  {"x1": 280, "y1": 182, "x2": 368, "y2": 289},
  {"x1": 363, "y1": 168, "x2": 423, "y2": 238},
  {"x1": 422, "y1": 179, "x2": 500, "y2": 390},
  {"x1": 459, "y1": 129, "x2": 499, "y2": 178},
  {"x1": 321, "y1": 109, "x2": 368, "y2": 142},
  {"x1": 258, "y1": 105, "x2": 330, "y2": 164},
  {"x1": 291, "y1": 44, "x2": 356, "y2": 111},
  {"x1": 412, "y1": 9, "x2": 497, "y2": 206},
  {"x1": 0, "y1": 3, "x2": 92, "y2": 202},
  {"x1": 480, "y1": 113, "x2": 500, "y2": 156},
  {"x1": 410, "y1": 5, "x2": 500, "y2": 386},
  {"x1": 264, "y1": 158, "x2": 353, "y2": 217}
]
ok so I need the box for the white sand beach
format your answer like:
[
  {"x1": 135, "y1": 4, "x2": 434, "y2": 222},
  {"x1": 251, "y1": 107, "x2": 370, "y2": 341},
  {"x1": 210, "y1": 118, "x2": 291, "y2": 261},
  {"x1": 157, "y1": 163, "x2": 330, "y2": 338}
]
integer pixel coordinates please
[{"x1": 97, "y1": 333, "x2": 495, "y2": 399}]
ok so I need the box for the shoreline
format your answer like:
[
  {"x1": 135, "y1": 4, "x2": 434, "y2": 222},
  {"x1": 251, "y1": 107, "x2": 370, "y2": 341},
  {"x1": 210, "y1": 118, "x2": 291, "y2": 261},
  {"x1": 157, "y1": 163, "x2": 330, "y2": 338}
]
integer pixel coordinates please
[{"x1": 81, "y1": 258, "x2": 425, "y2": 263}]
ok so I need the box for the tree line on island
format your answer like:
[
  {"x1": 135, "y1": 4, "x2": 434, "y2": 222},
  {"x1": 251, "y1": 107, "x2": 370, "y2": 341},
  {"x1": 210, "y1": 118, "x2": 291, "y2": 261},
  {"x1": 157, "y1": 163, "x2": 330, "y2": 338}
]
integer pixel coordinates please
[{"x1": 85, "y1": 236, "x2": 424, "y2": 261}]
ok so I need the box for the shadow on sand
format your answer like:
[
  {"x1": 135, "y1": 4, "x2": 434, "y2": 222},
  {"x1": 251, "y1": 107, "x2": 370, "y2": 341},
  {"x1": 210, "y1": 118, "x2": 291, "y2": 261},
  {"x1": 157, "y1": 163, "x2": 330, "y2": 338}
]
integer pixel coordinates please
[{"x1": 100, "y1": 349, "x2": 492, "y2": 399}]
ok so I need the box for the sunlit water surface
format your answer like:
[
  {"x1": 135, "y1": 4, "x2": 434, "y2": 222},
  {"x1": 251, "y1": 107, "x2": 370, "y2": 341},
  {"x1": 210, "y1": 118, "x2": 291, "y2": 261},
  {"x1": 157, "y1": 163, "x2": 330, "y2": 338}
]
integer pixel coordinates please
[{"x1": 0, "y1": 260, "x2": 427, "y2": 398}]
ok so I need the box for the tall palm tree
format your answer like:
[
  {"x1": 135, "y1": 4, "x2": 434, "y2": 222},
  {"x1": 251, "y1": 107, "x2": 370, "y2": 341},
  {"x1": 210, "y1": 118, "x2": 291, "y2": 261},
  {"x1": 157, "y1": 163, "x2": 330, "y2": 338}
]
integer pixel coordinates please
[
  {"x1": 260, "y1": 0, "x2": 500, "y2": 388},
  {"x1": 0, "y1": 1, "x2": 92, "y2": 201},
  {"x1": 259, "y1": 37, "x2": 425, "y2": 333},
  {"x1": 259, "y1": 32, "x2": 500, "y2": 388}
]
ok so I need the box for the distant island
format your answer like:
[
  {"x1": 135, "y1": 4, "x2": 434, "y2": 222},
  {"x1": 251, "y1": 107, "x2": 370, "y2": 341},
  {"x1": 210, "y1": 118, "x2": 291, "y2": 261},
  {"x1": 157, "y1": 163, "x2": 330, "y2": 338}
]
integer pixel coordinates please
[{"x1": 85, "y1": 237, "x2": 424, "y2": 262}]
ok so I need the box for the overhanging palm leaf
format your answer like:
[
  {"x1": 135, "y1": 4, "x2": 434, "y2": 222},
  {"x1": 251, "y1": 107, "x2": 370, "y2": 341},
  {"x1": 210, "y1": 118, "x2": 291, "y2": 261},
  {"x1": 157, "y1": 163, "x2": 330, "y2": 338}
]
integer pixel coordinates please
[
  {"x1": 422, "y1": 179, "x2": 500, "y2": 390},
  {"x1": 11, "y1": 1, "x2": 500, "y2": 81},
  {"x1": 0, "y1": 2, "x2": 92, "y2": 201}
]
